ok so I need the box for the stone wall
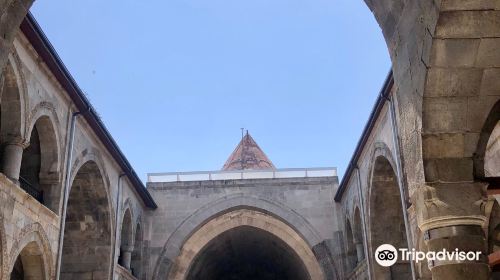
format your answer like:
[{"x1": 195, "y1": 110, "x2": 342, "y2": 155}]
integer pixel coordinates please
[
  {"x1": 147, "y1": 176, "x2": 341, "y2": 280},
  {"x1": 0, "y1": 28, "x2": 152, "y2": 280}
]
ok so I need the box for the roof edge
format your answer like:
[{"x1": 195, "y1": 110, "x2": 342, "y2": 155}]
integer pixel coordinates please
[
  {"x1": 334, "y1": 71, "x2": 393, "y2": 202},
  {"x1": 20, "y1": 13, "x2": 157, "y2": 209}
]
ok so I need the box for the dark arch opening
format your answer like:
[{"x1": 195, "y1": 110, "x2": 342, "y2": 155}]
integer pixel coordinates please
[
  {"x1": 345, "y1": 219, "x2": 357, "y2": 272},
  {"x1": 19, "y1": 125, "x2": 42, "y2": 203},
  {"x1": 131, "y1": 223, "x2": 143, "y2": 278},
  {"x1": 186, "y1": 226, "x2": 310, "y2": 280},
  {"x1": 60, "y1": 161, "x2": 112, "y2": 280},
  {"x1": 353, "y1": 207, "x2": 365, "y2": 263},
  {"x1": 9, "y1": 241, "x2": 45, "y2": 280},
  {"x1": 20, "y1": 116, "x2": 60, "y2": 211},
  {"x1": 370, "y1": 155, "x2": 411, "y2": 279},
  {"x1": 118, "y1": 208, "x2": 132, "y2": 269}
]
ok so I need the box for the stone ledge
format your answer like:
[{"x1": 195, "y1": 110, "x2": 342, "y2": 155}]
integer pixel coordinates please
[{"x1": 0, "y1": 173, "x2": 59, "y2": 227}]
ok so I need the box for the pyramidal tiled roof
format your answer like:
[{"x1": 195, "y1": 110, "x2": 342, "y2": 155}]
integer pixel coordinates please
[{"x1": 222, "y1": 132, "x2": 276, "y2": 171}]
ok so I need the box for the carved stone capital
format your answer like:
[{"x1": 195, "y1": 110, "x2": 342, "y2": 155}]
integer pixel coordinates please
[{"x1": 415, "y1": 182, "x2": 488, "y2": 232}]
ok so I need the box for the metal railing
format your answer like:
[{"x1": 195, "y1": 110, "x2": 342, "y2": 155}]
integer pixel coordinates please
[
  {"x1": 148, "y1": 167, "x2": 337, "y2": 183},
  {"x1": 19, "y1": 176, "x2": 44, "y2": 204}
]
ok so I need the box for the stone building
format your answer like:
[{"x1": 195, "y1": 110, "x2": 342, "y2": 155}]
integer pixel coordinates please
[
  {"x1": 0, "y1": 1, "x2": 500, "y2": 280},
  {"x1": 146, "y1": 132, "x2": 341, "y2": 280}
]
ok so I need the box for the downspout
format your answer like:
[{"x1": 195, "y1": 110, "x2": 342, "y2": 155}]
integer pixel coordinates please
[
  {"x1": 55, "y1": 108, "x2": 89, "y2": 280},
  {"x1": 387, "y1": 95, "x2": 417, "y2": 280},
  {"x1": 355, "y1": 166, "x2": 372, "y2": 280},
  {"x1": 111, "y1": 173, "x2": 126, "y2": 280}
]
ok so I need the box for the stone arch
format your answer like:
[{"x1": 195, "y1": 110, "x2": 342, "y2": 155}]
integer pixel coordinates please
[
  {"x1": 0, "y1": 54, "x2": 28, "y2": 180},
  {"x1": 20, "y1": 103, "x2": 62, "y2": 212},
  {"x1": 167, "y1": 208, "x2": 323, "y2": 280},
  {"x1": 475, "y1": 100, "x2": 500, "y2": 179},
  {"x1": 60, "y1": 159, "x2": 113, "y2": 279},
  {"x1": 0, "y1": 54, "x2": 27, "y2": 143},
  {"x1": 69, "y1": 148, "x2": 111, "y2": 190},
  {"x1": 152, "y1": 194, "x2": 332, "y2": 279},
  {"x1": 344, "y1": 218, "x2": 356, "y2": 272},
  {"x1": 352, "y1": 206, "x2": 365, "y2": 263},
  {"x1": 368, "y1": 145, "x2": 411, "y2": 279},
  {"x1": 131, "y1": 222, "x2": 143, "y2": 278},
  {"x1": 118, "y1": 207, "x2": 133, "y2": 269},
  {"x1": 8, "y1": 223, "x2": 54, "y2": 280}
]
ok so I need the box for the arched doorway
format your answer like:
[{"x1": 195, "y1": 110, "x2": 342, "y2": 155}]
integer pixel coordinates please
[
  {"x1": 167, "y1": 208, "x2": 324, "y2": 280},
  {"x1": 9, "y1": 242, "x2": 46, "y2": 280},
  {"x1": 370, "y1": 155, "x2": 411, "y2": 279},
  {"x1": 60, "y1": 160, "x2": 112, "y2": 279}
]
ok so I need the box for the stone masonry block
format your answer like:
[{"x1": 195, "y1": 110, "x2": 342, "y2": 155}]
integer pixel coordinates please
[
  {"x1": 467, "y1": 95, "x2": 500, "y2": 132},
  {"x1": 480, "y1": 68, "x2": 500, "y2": 96},
  {"x1": 476, "y1": 38, "x2": 500, "y2": 67},
  {"x1": 430, "y1": 39, "x2": 480, "y2": 67},
  {"x1": 423, "y1": 96, "x2": 468, "y2": 132},
  {"x1": 425, "y1": 68, "x2": 483, "y2": 97},
  {"x1": 436, "y1": 11, "x2": 500, "y2": 38},
  {"x1": 441, "y1": 0, "x2": 498, "y2": 11},
  {"x1": 422, "y1": 133, "x2": 465, "y2": 159}
]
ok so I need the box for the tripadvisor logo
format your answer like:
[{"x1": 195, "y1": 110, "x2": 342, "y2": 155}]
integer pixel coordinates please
[
  {"x1": 375, "y1": 244, "x2": 398, "y2": 267},
  {"x1": 374, "y1": 244, "x2": 482, "y2": 266}
]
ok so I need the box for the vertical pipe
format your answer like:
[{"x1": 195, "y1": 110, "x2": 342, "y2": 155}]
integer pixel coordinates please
[
  {"x1": 55, "y1": 110, "x2": 82, "y2": 280},
  {"x1": 388, "y1": 97, "x2": 417, "y2": 280},
  {"x1": 111, "y1": 174, "x2": 126, "y2": 280},
  {"x1": 355, "y1": 166, "x2": 372, "y2": 280}
]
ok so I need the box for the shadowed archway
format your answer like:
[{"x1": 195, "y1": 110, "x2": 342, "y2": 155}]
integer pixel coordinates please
[
  {"x1": 370, "y1": 155, "x2": 410, "y2": 279},
  {"x1": 187, "y1": 226, "x2": 309, "y2": 280},
  {"x1": 167, "y1": 208, "x2": 324, "y2": 280},
  {"x1": 60, "y1": 160, "x2": 112, "y2": 279}
]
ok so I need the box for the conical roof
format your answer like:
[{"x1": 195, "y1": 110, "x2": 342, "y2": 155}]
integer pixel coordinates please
[{"x1": 222, "y1": 132, "x2": 275, "y2": 170}]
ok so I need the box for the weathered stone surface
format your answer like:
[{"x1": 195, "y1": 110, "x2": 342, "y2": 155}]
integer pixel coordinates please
[
  {"x1": 425, "y1": 68, "x2": 483, "y2": 97},
  {"x1": 476, "y1": 38, "x2": 500, "y2": 67},
  {"x1": 436, "y1": 11, "x2": 500, "y2": 38},
  {"x1": 430, "y1": 39, "x2": 480, "y2": 67}
]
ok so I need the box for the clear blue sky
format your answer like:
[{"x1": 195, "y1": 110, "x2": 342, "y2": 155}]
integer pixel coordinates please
[{"x1": 30, "y1": 0, "x2": 390, "y2": 181}]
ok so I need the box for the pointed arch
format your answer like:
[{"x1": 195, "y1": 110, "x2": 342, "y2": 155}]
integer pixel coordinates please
[
  {"x1": 475, "y1": 100, "x2": 500, "y2": 179},
  {"x1": 20, "y1": 103, "x2": 62, "y2": 212},
  {"x1": 8, "y1": 223, "x2": 54, "y2": 280},
  {"x1": 0, "y1": 54, "x2": 27, "y2": 143},
  {"x1": 131, "y1": 222, "x2": 143, "y2": 278},
  {"x1": 152, "y1": 194, "x2": 335, "y2": 280},
  {"x1": 368, "y1": 144, "x2": 411, "y2": 279},
  {"x1": 118, "y1": 207, "x2": 133, "y2": 268},
  {"x1": 60, "y1": 159, "x2": 113, "y2": 279},
  {"x1": 345, "y1": 218, "x2": 357, "y2": 272}
]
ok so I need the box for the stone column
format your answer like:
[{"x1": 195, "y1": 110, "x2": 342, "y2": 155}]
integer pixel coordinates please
[
  {"x1": 1, "y1": 140, "x2": 26, "y2": 180},
  {"x1": 415, "y1": 183, "x2": 490, "y2": 280},
  {"x1": 121, "y1": 245, "x2": 134, "y2": 270}
]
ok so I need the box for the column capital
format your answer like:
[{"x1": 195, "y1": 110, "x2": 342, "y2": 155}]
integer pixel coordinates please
[
  {"x1": 415, "y1": 182, "x2": 488, "y2": 232},
  {"x1": 2, "y1": 135, "x2": 29, "y2": 148}
]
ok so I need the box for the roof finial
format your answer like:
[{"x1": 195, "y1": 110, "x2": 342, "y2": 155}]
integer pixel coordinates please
[{"x1": 241, "y1": 128, "x2": 244, "y2": 141}]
